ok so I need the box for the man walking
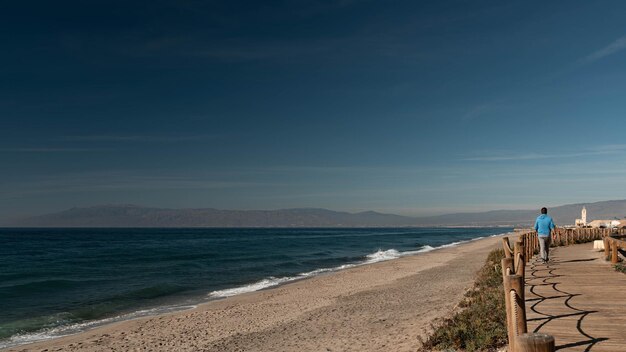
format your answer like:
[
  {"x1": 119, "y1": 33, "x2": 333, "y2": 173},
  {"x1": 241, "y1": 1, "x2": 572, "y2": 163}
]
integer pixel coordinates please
[{"x1": 534, "y1": 207, "x2": 556, "y2": 263}]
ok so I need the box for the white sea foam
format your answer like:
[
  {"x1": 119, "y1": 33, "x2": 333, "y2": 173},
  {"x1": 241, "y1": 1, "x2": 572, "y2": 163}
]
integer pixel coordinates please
[
  {"x1": 365, "y1": 248, "x2": 402, "y2": 262},
  {"x1": 208, "y1": 249, "x2": 415, "y2": 298},
  {"x1": 209, "y1": 262, "x2": 360, "y2": 298},
  {"x1": 402, "y1": 245, "x2": 436, "y2": 255},
  {"x1": 439, "y1": 241, "x2": 463, "y2": 248},
  {"x1": 209, "y1": 277, "x2": 296, "y2": 298},
  {"x1": 209, "y1": 231, "x2": 511, "y2": 300},
  {"x1": 209, "y1": 245, "x2": 431, "y2": 298},
  {"x1": 0, "y1": 304, "x2": 196, "y2": 349}
]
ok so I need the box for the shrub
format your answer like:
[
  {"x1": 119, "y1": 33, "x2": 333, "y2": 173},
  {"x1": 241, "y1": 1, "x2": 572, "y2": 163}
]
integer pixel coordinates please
[{"x1": 419, "y1": 249, "x2": 507, "y2": 351}]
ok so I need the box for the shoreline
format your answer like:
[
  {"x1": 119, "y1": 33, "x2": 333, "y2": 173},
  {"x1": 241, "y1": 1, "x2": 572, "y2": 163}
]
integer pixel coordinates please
[
  {"x1": 208, "y1": 233, "x2": 500, "y2": 299},
  {"x1": 4, "y1": 233, "x2": 505, "y2": 351},
  {"x1": 1, "y1": 232, "x2": 506, "y2": 350}
]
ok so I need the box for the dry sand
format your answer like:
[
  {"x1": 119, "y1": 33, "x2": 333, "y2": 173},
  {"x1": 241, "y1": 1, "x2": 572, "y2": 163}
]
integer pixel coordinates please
[{"x1": 7, "y1": 235, "x2": 503, "y2": 352}]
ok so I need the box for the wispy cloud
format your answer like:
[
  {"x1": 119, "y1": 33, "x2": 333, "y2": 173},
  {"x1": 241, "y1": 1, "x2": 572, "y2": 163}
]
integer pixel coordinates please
[
  {"x1": 0, "y1": 171, "x2": 271, "y2": 198},
  {"x1": 186, "y1": 39, "x2": 344, "y2": 62},
  {"x1": 577, "y1": 35, "x2": 626, "y2": 65},
  {"x1": 588, "y1": 144, "x2": 626, "y2": 152},
  {"x1": 465, "y1": 153, "x2": 550, "y2": 161},
  {"x1": 461, "y1": 100, "x2": 509, "y2": 121},
  {"x1": 0, "y1": 148, "x2": 111, "y2": 153},
  {"x1": 59, "y1": 134, "x2": 210, "y2": 143},
  {"x1": 464, "y1": 145, "x2": 626, "y2": 161},
  {"x1": 0, "y1": 135, "x2": 209, "y2": 153}
]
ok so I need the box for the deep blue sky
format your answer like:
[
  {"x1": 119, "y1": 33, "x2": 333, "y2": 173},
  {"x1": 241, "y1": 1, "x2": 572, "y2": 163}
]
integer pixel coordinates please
[{"x1": 3, "y1": 1, "x2": 626, "y2": 220}]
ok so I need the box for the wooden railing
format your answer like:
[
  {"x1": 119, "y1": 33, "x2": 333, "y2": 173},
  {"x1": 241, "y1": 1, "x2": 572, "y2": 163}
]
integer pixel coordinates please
[
  {"x1": 606, "y1": 233, "x2": 626, "y2": 264},
  {"x1": 500, "y1": 227, "x2": 624, "y2": 352}
]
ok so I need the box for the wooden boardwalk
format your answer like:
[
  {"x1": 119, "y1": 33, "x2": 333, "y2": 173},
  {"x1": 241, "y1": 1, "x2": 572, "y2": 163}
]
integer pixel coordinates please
[{"x1": 525, "y1": 243, "x2": 626, "y2": 351}]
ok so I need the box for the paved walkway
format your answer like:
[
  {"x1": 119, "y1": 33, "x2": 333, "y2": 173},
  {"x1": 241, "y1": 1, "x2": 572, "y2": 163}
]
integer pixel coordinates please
[{"x1": 525, "y1": 243, "x2": 626, "y2": 351}]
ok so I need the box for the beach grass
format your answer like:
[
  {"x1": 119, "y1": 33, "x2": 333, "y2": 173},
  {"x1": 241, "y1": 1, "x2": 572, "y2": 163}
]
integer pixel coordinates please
[
  {"x1": 419, "y1": 248, "x2": 507, "y2": 352},
  {"x1": 615, "y1": 262, "x2": 626, "y2": 274}
]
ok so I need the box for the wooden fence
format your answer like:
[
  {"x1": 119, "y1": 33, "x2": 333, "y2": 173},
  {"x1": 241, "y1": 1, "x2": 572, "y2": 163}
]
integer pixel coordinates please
[
  {"x1": 500, "y1": 227, "x2": 625, "y2": 352},
  {"x1": 605, "y1": 232, "x2": 626, "y2": 264}
]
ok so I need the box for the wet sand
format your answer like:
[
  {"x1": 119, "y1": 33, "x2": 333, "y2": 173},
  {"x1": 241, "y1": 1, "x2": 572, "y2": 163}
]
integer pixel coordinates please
[{"x1": 7, "y1": 235, "x2": 502, "y2": 352}]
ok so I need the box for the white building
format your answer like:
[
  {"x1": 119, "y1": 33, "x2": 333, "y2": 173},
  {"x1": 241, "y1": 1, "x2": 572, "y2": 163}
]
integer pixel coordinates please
[
  {"x1": 575, "y1": 207, "x2": 587, "y2": 227},
  {"x1": 587, "y1": 219, "x2": 621, "y2": 228}
]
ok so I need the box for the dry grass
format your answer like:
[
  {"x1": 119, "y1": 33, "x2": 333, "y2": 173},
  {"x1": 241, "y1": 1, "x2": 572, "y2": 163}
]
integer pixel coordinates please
[{"x1": 419, "y1": 249, "x2": 507, "y2": 352}]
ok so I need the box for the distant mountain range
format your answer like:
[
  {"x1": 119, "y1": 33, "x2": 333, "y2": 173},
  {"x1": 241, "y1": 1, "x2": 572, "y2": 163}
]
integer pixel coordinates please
[{"x1": 5, "y1": 200, "x2": 626, "y2": 228}]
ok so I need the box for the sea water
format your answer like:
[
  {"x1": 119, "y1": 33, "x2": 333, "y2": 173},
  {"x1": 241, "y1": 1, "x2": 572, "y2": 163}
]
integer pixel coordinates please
[{"x1": 0, "y1": 227, "x2": 510, "y2": 348}]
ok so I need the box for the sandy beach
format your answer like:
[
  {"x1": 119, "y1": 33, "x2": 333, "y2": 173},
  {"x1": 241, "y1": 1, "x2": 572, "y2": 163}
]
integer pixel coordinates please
[{"x1": 6, "y1": 235, "x2": 502, "y2": 352}]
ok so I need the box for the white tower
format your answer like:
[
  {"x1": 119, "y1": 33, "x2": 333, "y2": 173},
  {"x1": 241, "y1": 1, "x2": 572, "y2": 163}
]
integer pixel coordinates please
[{"x1": 582, "y1": 207, "x2": 587, "y2": 225}]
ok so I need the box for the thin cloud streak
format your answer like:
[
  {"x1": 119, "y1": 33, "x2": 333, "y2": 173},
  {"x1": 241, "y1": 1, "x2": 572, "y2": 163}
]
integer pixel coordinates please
[
  {"x1": 461, "y1": 100, "x2": 508, "y2": 121},
  {"x1": 59, "y1": 134, "x2": 211, "y2": 143},
  {"x1": 0, "y1": 172, "x2": 273, "y2": 198},
  {"x1": 578, "y1": 35, "x2": 626, "y2": 65},
  {"x1": 464, "y1": 145, "x2": 626, "y2": 161},
  {"x1": 0, "y1": 148, "x2": 112, "y2": 152}
]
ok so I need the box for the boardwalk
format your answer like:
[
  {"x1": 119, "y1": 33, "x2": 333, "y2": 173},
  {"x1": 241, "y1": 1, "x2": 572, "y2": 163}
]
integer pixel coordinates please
[{"x1": 525, "y1": 243, "x2": 626, "y2": 351}]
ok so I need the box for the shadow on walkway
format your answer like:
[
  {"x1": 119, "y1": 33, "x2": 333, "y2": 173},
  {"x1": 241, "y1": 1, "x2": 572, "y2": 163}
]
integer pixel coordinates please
[{"x1": 525, "y1": 249, "x2": 608, "y2": 351}]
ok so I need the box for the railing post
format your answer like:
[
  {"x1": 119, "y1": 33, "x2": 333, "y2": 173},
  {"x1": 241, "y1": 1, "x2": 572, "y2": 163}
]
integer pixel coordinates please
[
  {"x1": 524, "y1": 234, "x2": 529, "y2": 262},
  {"x1": 514, "y1": 240, "x2": 522, "y2": 273},
  {"x1": 567, "y1": 229, "x2": 572, "y2": 245},
  {"x1": 505, "y1": 274, "x2": 527, "y2": 352},
  {"x1": 611, "y1": 239, "x2": 619, "y2": 264},
  {"x1": 517, "y1": 244, "x2": 526, "y2": 278},
  {"x1": 534, "y1": 233, "x2": 538, "y2": 255},
  {"x1": 578, "y1": 229, "x2": 589, "y2": 242},
  {"x1": 503, "y1": 237, "x2": 512, "y2": 258},
  {"x1": 502, "y1": 258, "x2": 516, "y2": 350},
  {"x1": 502, "y1": 257, "x2": 514, "y2": 275},
  {"x1": 604, "y1": 236, "x2": 610, "y2": 260},
  {"x1": 515, "y1": 333, "x2": 555, "y2": 352},
  {"x1": 528, "y1": 234, "x2": 533, "y2": 260},
  {"x1": 510, "y1": 273, "x2": 527, "y2": 311}
]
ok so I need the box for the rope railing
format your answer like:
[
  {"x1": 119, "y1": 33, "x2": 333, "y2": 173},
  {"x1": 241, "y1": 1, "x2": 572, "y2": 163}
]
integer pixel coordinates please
[{"x1": 501, "y1": 226, "x2": 625, "y2": 351}]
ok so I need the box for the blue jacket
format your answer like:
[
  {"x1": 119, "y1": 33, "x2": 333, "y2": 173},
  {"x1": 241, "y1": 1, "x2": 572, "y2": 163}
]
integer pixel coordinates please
[{"x1": 534, "y1": 214, "x2": 555, "y2": 237}]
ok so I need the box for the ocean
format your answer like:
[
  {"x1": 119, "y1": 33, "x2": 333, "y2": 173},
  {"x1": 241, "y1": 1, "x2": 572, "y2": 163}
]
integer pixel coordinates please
[{"x1": 0, "y1": 227, "x2": 510, "y2": 348}]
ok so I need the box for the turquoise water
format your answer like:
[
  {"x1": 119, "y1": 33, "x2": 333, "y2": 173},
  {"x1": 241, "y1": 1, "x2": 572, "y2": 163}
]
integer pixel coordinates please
[{"x1": 0, "y1": 227, "x2": 510, "y2": 348}]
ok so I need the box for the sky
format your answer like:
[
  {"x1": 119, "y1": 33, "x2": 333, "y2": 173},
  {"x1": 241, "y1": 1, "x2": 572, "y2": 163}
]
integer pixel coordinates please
[{"x1": 3, "y1": 0, "x2": 626, "y2": 220}]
